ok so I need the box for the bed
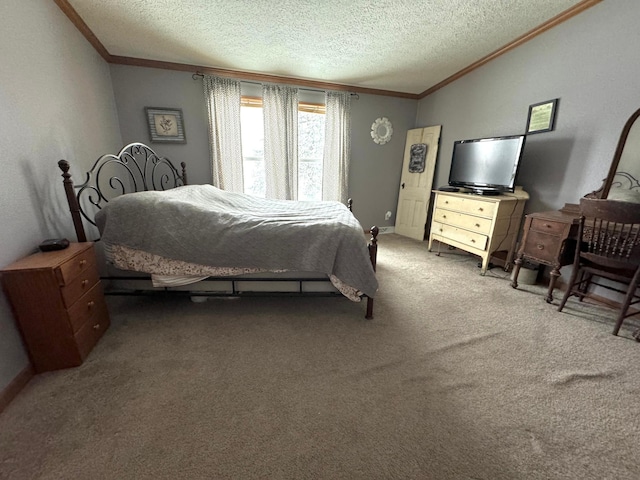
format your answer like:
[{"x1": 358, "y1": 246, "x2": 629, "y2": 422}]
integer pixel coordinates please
[{"x1": 58, "y1": 143, "x2": 379, "y2": 318}]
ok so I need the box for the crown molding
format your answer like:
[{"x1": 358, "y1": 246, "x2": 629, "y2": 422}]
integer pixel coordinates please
[
  {"x1": 54, "y1": 0, "x2": 601, "y2": 101},
  {"x1": 108, "y1": 56, "x2": 419, "y2": 99}
]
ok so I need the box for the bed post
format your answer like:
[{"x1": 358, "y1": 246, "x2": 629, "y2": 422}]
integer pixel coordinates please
[
  {"x1": 181, "y1": 161, "x2": 188, "y2": 185},
  {"x1": 58, "y1": 160, "x2": 87, "y2": 242},
  {"x1": 365, "y1": 225, "x2": 379, "y2": 319}
]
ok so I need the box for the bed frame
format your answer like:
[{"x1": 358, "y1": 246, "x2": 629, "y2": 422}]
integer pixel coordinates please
[{"x1": 58, "y1": 143, "x2": 378, "y2": 318}]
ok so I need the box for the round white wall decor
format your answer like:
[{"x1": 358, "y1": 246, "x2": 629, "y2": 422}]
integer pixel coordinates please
[{"x1": 371, "y1": 117, "x2": 393, "y2": 145}]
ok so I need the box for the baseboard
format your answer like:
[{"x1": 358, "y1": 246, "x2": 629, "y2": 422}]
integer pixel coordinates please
[{"x1": 0, "y1": 364, "x2": 34, "y2": 414}]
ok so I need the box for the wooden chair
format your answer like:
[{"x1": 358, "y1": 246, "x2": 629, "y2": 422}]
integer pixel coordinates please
[{"x1": 557, "y1": 197, "x2": 640, "y2": 337}]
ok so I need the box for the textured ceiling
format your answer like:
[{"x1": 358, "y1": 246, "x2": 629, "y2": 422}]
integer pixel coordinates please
[{"x1": 65, "y1": 0, "x2": 588, "y2": 95}]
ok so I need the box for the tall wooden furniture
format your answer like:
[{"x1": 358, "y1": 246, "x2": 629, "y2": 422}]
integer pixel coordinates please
[
  {"x1": 428, "y1": 188, "x2": 529, "y2": 274},
  {"x1": 510, "y1": 207, "x2": 580, "y2": 303},
  {"x1": 1, "y1": 243, "x2": 110, "y2": 373}
]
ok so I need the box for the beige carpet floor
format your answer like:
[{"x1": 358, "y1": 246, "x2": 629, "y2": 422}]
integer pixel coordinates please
[{"x1": 1, "y1": 234, "x2": 640, "y2": 479}]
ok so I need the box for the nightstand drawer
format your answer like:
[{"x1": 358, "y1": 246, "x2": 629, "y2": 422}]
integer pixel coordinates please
[
  {"x1": 530, "y1": 218, "x2": 566, "y2": 236},
  {"x1": 61, "y1": 261, "x2": 100, "y2": 308},
  {"x1": 433, "y1": 208, "x2": 492, "y2": 234},
  {"x1": 436, "y1": 195, "x2": 496, "y2": 218},
  {"x1": 67, "y1": 282, "x2": 107, "y2": 332},
  {"x1": 74, "y1": 304, "x2": 110, "y2": 360},
  {"x1": 433, "y1": 221, "x2": 488, "y2": 250},
  {"x1": 56, "y1": 247, "x2": 95, "y2": 285},
  {"x1": 522, "y1": 230, "x2": 563, "y2": 264}
]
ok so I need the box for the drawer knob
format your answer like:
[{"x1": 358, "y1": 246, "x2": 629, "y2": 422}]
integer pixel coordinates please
[
  {"x1": 92, "y1": 323, "x2": 100, "y2": 330},
  {"x1": 81, "y1": 279, "x2": 89, "y2": 287},
  {"x1": 87, "y1": 301, "x2": 95, "y2": 309},
  {"x1": 79, "y1": 259, "x2": 87, "y2": 267},
  {"x1": 475, "y1": 223, "x2": 480, "y2": 228},
  {"x1": 478, "y1": 207, "x2": 484, "y2": 212},
  {"x1": 537, "y1": 244, "x2": 544, "y2": 250},
  {"x1": 543, "y1": 223, "x2": 551, "y2": 228},
  {"x1": 442, "y1": 215, "x2": 447, "y2": 219},
  {"x1": 471, "y1": 239, "x2": 476, "y2": 243}
]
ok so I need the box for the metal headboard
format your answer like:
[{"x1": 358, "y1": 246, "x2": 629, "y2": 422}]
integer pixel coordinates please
[
  {"x1": 58, "y1": 142, "x2": 187, "y2": 242},
  {"x1": 611, "y1": 171, "x2": 640, "y2": 191}
]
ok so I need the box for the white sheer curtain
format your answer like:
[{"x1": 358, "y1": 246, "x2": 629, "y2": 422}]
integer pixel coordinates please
[
  {"x1": 203, "y1": 75, "x2": 244, "y2": 192},
  {"x1": 322, "y1": 91, "x2": 352, "y2": 203},
  {"x1": 262, "y1": 84, "x2": 299, "y2": 200}
]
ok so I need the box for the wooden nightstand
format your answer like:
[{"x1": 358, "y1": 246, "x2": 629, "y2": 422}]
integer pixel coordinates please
[
  {"x1": 510, "y1": 208, "x2": 580, "y2": 302},
  {"x1": 1, "y1": 242, "x2": 110, "y2": 372}
]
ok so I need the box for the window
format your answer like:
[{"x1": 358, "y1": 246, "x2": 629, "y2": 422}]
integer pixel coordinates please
[{"x1": 240, "y1": 97, "x2": 326, "y2": 200}]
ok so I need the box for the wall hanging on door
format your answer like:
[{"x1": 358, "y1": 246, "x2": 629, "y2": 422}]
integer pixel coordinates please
[{"x1": 408, "y1": 143, "x2": 427, "y2": 173}]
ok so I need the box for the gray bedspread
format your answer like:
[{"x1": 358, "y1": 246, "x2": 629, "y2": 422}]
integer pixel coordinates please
[{"x1": 95, "y1": 185, "x2": 378, "y2": 297}]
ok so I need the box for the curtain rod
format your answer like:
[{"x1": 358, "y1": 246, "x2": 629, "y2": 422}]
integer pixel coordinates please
[{"x1": 191, "y1": 72, "x2": 359, "y2": 99}]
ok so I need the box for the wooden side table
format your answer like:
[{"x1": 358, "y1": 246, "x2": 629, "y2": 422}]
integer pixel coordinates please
[
  {"x1": 510, "y1": 207, "x2": 580, "y2": 303},
  {"x1": 1, "y1": 242, "x2": 110, "y2": 372}
]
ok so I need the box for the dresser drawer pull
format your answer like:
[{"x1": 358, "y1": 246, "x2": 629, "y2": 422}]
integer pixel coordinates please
[
  {"x1": 475, "y1": 223, "x2": 480, "y2": 228},
  {"x1": 537, "y1": 244, "x2": 545, "y2": 250},
  {"x1": 81, "y1": 279, "x2": 89, "y2": 287},
  {"x1": 543, "y1": 223, "x2": 552, "y2": 228},
  {"x1": 92, "y1": 323, "x2": 100, "y2": 330},
  {"x1": 471, "y1": 239, "x2": 476, "y2": 243},
  {"x1": 87, "y1": 301, "x2": 95, "y2": 309},
  {"x1": 79, "y1": 259, "x2": 87, "y2": 267},
  {"x1": 442, "y1": 215, "x2": 447, "y2": 219},
  {"x1": 478, "y1": 207, "x2": 484, "y2": 212}
]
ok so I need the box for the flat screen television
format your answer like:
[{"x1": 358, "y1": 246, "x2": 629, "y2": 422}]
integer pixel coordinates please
[{"x1": 447, "y1": 134, "x2": 526, "y2": 195}]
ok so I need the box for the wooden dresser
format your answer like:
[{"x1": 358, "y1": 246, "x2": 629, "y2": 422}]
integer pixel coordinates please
[
  {"x1": 428, "y1": 188, "x2": 529, "y2": 274},
  {"x1": 1, "y1": 242, "x2": 110, "y2": 373}
]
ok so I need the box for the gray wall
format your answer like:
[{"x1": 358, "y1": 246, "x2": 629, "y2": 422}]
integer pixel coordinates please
[
  {"x1": 417, "y1": 0, "x2": 640, "y2": 215},
  {"x1": 0, "y1": 1, "x2": 122, "y2": 391},
  {"x1": 110, "y1": 65, "x2": 418, "y2": 229}
]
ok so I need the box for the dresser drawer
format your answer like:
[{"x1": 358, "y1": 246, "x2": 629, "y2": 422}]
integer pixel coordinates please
[
  {"x1": 433, "y1": 208, "x2": 493, "y2": 234},
  {"x1": 74, "y1": 303, "x2": 110, "y2": 360},
  {"x1": 61, "y1": 261, "x2": 100, "y2": 308},
  {"x1": 432, "y1": 222, "x2": 488, "y2": 250},
  {"x1": 530, "y1": 218, "x2": 566, "y2": 236},
  {"x1": 56, "y1": 247, "x2": 96, "y2": 285},
  {"x1": 436, "y1": 195, "x2": 495, "y2": 218},
  {"x1": 66, "y1": 282, "x2": 107, "y2": 332},
  {"x1": 522, "y1": 230, "x2": 564, "y2": 264}
]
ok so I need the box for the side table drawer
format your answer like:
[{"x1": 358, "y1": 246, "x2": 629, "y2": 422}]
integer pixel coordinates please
[
  {"x1": 530, "y1": 218, "x2": 566, "y2": 236},
  {"x1": 67, "y1": 282, "x2": 107, "y2": 332},
  {"x1": 74, "y1": 304, "x2": 110, "y2": 359},
  {"x1": 61, "y1": 261, "x2": 100, "y2": 308},
  {"x1": 55, "y1": 246, "x2": 96, "y2": 285},
  {"x1": 522, "y1": 230, "x2": 564, "y2": 264}
]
